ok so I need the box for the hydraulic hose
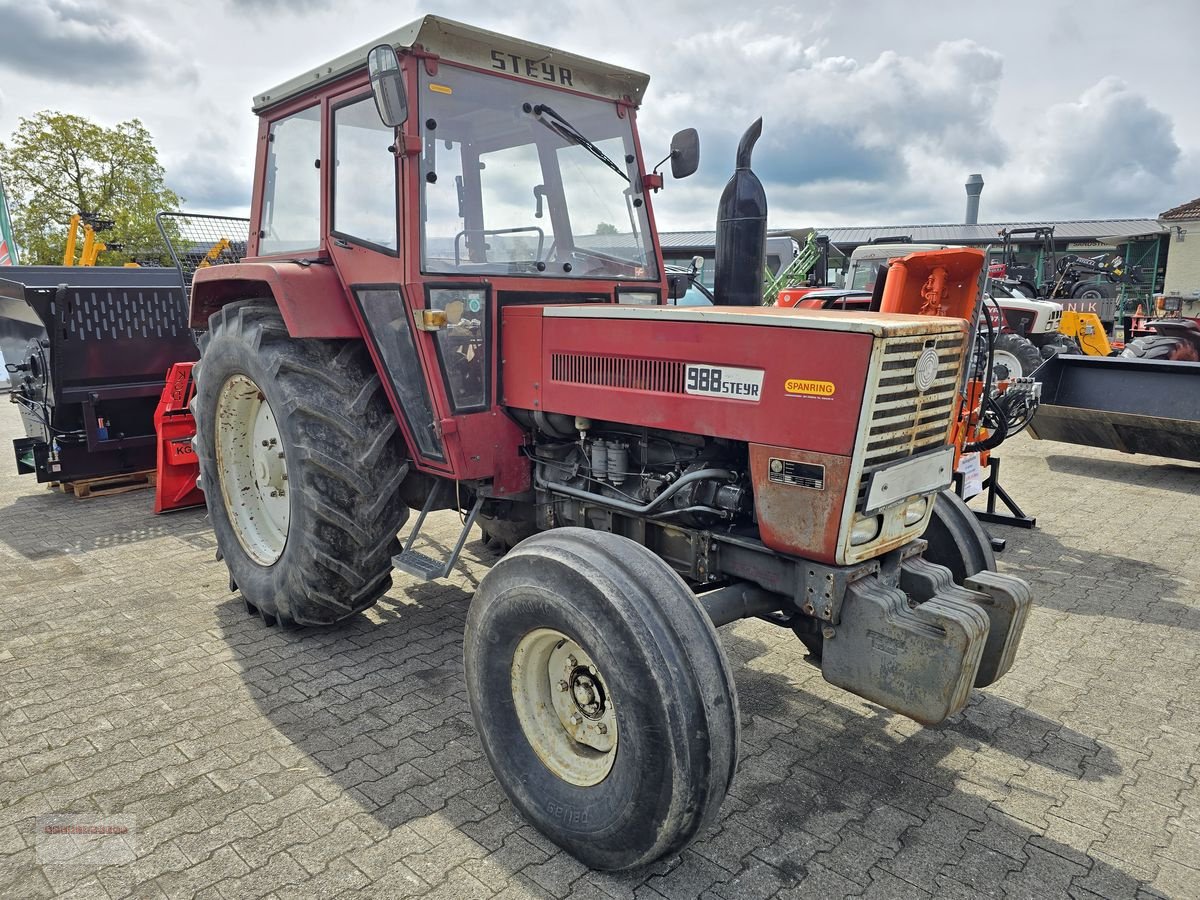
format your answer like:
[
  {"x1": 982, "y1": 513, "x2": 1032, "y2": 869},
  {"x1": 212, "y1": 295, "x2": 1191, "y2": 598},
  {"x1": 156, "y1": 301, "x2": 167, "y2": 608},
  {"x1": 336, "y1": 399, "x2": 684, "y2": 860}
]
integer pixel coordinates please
[{"x1": 535, "y1": 467, "x2": 738, "y2": 517}]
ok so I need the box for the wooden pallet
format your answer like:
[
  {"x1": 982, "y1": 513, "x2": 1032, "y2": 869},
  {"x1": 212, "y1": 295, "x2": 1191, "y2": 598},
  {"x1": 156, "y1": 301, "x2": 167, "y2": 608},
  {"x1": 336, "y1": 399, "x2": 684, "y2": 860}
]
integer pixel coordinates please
[{"x1": 55, "y1": 469, "x2": 157, "y2": 499}]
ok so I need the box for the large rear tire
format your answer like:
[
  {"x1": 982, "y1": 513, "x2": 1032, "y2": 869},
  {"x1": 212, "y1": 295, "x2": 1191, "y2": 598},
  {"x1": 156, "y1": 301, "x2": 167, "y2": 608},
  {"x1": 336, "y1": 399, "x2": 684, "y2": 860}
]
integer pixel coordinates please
[
  {"x1": 193, "y1": 300, "x2": 410, "y2": 626},
  {"x1": 1121, "y1": 335, "x2": 1197, "y2": 362},
  {"x1": 464, "y1": 528, "x2": 739, "y2": 870}
]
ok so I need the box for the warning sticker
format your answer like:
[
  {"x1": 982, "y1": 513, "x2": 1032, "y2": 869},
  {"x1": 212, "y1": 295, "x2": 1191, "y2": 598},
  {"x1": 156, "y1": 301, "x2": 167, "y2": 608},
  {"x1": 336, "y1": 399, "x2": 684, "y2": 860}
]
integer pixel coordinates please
[{"x1": 785, "y1": 378, "x2": 836, "y2": 398}]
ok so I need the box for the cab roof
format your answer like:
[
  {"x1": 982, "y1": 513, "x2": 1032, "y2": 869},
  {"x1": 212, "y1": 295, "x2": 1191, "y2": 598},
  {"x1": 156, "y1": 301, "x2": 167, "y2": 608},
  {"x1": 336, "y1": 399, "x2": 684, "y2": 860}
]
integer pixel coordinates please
[{"x1": 253, "y1": 15, "x2": 651, "y2": 113}]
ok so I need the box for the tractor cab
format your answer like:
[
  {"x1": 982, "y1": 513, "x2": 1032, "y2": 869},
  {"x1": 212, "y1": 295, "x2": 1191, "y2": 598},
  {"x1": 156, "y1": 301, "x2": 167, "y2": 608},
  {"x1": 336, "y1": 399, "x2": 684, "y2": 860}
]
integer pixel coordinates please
[{"x1": 194, "y1": 15, "x2": 696, "y2": 486}]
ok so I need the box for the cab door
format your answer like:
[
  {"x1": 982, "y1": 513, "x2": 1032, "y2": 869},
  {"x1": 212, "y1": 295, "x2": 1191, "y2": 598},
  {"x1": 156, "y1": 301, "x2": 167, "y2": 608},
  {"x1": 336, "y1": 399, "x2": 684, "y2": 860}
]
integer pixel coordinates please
[{"x1": 323, "y1": 87, "x2": 451, "y2": 472}]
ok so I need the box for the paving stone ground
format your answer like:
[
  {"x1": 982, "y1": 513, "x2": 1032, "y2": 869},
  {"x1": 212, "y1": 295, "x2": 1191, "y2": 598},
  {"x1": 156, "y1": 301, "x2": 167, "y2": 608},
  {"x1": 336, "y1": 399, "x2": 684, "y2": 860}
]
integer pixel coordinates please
[{"x1": 0, "y1": 399, "x2": 1197, "y2": 899}]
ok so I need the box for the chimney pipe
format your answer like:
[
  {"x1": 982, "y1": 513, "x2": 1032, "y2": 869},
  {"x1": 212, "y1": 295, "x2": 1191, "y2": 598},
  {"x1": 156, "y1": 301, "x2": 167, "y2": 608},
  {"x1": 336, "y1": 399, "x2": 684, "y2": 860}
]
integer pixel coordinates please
[{"x1": 964, "y1": 173, "x2": 984, "y2": 225}]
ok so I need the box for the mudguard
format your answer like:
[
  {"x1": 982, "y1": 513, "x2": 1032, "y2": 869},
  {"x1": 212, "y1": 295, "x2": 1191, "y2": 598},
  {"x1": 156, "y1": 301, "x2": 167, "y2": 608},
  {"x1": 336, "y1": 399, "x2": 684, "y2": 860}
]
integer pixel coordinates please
[{"x1": 190, "y1": 260, "x2": 361, "y2": 338}]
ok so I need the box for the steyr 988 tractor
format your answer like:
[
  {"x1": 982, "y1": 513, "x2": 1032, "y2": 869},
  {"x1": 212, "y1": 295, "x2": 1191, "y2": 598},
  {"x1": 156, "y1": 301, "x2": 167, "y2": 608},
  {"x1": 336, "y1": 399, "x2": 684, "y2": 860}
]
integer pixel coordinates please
[{"x1": 190, "y1": 16, "x2": 1033, "y2": 870}]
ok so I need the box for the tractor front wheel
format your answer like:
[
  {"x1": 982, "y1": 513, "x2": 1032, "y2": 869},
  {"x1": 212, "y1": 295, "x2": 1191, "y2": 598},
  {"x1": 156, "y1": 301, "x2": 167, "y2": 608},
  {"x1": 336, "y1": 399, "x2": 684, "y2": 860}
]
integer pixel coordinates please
[
  {"x1": 991, "y1": 333, "x2": 1043, "y2": 380},
  {"x1": 464, "y1": 528, "x2": 740, "y2": 870},
  {"x1": 193, "y1": 300, "x2": 411, "y2": 627},
  {"x1": 922, "y1": 489, "x2": 996, "y2": 584}
]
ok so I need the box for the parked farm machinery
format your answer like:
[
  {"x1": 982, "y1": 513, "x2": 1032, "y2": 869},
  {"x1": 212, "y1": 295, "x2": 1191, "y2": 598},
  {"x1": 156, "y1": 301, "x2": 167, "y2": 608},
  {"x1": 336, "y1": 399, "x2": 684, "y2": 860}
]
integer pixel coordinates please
[
  {"x1": 177, "y1": 16, "x2": 1036, "y2": 870},
  {"x1": 1, "y1": 213, "x2": 247, "y2": 503}
]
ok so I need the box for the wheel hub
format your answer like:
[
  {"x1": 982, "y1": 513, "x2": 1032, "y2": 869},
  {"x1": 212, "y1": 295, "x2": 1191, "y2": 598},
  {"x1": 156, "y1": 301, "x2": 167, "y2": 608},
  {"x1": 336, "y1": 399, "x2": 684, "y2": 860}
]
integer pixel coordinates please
[
  {"x1": 992, "y1": 349, "x2": 1019, "y2": 381},
  {"x1": 215, "y1": 374, "x2": 290, "y2": 566},
  {"x1": 511, "y1": 629, "x2": 618, "y2": 786}
]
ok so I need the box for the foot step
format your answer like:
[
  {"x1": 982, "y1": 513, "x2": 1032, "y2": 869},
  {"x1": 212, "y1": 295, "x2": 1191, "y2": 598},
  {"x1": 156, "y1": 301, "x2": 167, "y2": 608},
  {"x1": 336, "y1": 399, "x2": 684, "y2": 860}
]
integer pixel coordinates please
[{"x1": 391, "y1": 489, "x2": 484, "y2": 582}]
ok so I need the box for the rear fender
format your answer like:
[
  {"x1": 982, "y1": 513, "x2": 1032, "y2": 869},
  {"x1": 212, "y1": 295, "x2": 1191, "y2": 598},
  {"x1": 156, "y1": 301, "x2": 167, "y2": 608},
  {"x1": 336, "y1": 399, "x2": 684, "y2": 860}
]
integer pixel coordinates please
[{"x1": 190, "y1": 261, "x2": 361, "y2": 338}]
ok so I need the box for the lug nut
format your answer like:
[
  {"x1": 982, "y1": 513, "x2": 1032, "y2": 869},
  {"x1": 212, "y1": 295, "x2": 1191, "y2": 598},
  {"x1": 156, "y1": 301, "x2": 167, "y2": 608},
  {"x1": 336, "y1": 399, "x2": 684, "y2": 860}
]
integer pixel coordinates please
[
  {"x1": 557, "y1": 680, "x2": 569, "y2": 692},
  {"x1": 567, "y1": 655, "x2": 578, "y2": 668},
  {"x1": 588, "y1": 665, "x2": 597, "y2": 675},
  {"x1": 569, "y1": 713, "x2": 582, "y2": 725},
  {"x1": 822, "y1": 626, "x2": 836, "y2": 640},
  {"x1": 596, "y1": 723, "x2": 608, "y2": 735}
]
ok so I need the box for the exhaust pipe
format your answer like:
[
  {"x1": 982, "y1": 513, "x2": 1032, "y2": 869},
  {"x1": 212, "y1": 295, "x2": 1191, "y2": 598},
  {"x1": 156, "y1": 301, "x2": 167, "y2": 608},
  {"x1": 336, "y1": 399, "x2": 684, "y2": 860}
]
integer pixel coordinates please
[
  {"x1": 965, "y1": 173, "x2": 984, "y2": 225},
  {"x1": 715, "y1": 118, "x2": 767, "y2": 307}
]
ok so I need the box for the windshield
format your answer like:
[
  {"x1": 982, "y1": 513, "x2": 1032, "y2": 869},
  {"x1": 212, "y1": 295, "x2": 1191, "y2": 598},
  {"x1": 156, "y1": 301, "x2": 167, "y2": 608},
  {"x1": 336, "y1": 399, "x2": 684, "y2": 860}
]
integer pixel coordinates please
[{"x1": 419, "y1": 65, "x2": 657, "y2": 280}]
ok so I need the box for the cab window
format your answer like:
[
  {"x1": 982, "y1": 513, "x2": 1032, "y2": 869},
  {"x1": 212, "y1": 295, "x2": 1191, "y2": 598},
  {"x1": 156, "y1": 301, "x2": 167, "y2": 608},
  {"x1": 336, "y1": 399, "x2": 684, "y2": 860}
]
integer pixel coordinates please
[
  {"x1": 260, "y1": 106, "x2": 321, "y2": 255},
  {"x1": 331, "y1": 95, "x2": 398, "y2": 251}
]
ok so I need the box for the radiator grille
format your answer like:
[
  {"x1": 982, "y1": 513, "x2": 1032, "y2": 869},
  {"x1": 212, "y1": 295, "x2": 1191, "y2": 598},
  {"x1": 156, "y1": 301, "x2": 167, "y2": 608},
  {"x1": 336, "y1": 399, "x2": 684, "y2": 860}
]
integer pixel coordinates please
[
  {"x1": 861, "y1": 334, "x2": 964, "y2": 469},
  {"x1": 550, "y1": 353, "x2": 685, "y2": 394}
]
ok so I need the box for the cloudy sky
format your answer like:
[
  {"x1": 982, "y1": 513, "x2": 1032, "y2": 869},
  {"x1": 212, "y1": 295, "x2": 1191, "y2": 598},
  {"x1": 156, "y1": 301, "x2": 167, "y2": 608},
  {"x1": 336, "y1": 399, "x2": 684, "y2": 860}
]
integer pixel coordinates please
[{"x1": 1, "y1": 0, "x2": 1196, "y2": 231}]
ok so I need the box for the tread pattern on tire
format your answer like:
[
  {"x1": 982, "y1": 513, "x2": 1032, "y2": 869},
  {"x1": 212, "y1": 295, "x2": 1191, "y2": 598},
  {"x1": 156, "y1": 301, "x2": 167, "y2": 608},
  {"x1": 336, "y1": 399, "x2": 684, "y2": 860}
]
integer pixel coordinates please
[
  {"x1": 194, "y1": 299, "x2": 410, "y2": 626},
  {"x1": 991, "y1": 332, "x2": 1043, "y2": 378},
  {"x1": 1121, "y1": 335, "x2": 1188, "y2": 361},
  {"x1": 465, "y1": 527, "x2": 740, "y2": 869}
]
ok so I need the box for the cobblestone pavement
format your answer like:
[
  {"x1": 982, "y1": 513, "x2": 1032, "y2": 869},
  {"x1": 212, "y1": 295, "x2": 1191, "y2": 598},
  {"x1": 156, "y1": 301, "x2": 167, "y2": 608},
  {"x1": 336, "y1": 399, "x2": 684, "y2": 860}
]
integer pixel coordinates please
[{"x1": 0, "y1": 399, "x2": 1197, "y2": 899}]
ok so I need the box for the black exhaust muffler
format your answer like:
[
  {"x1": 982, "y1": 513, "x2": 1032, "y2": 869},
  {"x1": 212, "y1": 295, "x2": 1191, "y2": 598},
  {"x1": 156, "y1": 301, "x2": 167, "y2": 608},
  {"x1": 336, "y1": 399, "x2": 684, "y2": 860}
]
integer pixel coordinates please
[{"x1": 714, "y1": 118, "x2": 767, "y2": 307}]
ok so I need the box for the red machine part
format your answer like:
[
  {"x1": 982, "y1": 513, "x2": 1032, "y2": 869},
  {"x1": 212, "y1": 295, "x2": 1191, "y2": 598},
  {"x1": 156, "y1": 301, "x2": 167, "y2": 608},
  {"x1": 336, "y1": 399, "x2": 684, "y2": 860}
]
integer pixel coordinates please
[{"x1": 154, "y1": 362, "x2": 205, "y2": 514}]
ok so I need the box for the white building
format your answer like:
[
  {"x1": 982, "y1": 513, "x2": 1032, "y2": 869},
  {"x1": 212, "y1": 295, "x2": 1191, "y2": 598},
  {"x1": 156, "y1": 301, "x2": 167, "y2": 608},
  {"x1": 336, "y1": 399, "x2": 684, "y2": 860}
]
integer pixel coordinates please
[{"x1": 1159, "y1": 197, "x2": 1200, "y2": 318}]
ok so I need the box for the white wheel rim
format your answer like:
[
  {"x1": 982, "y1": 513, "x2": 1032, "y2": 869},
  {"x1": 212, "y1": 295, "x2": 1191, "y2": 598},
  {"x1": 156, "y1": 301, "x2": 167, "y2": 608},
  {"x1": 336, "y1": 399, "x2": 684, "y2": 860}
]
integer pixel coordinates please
[
  {"x1": 992, "y1": 349, "x2": 1022, "y2": 381},
  {"x1": 511, "y1": 629, "x2": 618, "y2": 786},
  {"x1": 215, "y1": 374, "x2": 290, "y2": 565}
]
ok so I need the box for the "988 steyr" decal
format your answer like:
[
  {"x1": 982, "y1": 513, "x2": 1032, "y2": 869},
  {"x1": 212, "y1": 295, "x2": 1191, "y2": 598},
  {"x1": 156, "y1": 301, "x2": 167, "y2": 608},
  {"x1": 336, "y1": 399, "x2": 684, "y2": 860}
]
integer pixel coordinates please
[{"x1": 684, "y1": 364, "x2": 764, "y2": 401}]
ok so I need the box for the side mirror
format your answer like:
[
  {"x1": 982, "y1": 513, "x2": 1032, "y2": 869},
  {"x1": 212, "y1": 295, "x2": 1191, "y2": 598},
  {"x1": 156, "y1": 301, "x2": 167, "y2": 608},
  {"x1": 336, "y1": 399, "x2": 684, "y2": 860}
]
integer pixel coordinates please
[
  {"x1": 368, "y1": 44, "x2": 408, "y2": 127},
  {"x1": 669, "y1": 128, "x2": 700, "y2": 179},
  {"x1": 667, "y1": 272, "x2": 691, "y2": 301}
]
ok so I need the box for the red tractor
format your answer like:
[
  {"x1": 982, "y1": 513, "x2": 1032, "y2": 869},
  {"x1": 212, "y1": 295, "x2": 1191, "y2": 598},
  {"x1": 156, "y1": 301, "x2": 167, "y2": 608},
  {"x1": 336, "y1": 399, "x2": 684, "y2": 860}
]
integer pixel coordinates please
[{"x1": 190, "y1": 16, "x2": 1033, "y2": 870}]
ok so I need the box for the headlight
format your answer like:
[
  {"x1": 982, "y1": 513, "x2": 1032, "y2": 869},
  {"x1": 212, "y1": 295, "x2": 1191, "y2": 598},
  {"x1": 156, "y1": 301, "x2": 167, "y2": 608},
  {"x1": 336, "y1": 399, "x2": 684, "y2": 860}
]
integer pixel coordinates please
[
  {"x1": 850, "y1": 515, "x2": 882, "y2": 546},
  {"x1": 618, "y1": 291, "x2": 659, "y2": 306},
  {"x1": 902, "y1": 496, "x2": 929, "y2": 526}
]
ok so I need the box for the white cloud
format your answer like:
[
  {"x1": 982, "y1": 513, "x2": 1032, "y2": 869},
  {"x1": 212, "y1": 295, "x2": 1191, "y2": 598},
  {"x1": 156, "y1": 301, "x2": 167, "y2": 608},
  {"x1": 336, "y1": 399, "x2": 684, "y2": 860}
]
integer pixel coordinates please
[
  {"x1": 990, "y1": 78, "x2": 1185, "y2": 219},
  {"x1": 0, "y1": 0, "x2": 195, "y2": 86}
]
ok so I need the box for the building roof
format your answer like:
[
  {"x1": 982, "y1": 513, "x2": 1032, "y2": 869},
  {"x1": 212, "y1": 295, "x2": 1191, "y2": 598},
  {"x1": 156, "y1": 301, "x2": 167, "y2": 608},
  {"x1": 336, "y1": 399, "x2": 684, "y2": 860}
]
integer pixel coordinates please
[
  {"x1": 816, "y1": 219, "x2": 1165, "y2": 246},
  {"x1": 660, "y1": 218, "x2": 1165, "y2": 251},
  {"x1": 1159, "y1": 198, "x2": 1200, "y2": 221}
]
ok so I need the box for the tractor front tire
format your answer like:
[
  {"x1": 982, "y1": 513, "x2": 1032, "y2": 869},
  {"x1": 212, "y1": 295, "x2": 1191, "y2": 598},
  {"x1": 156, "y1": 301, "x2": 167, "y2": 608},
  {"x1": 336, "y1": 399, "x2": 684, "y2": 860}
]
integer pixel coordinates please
[
  {"x1": 922, "y1": 489, "x2": 996, "y2": 584},
  {"x1": 991, "y1": 333, "x2": 1043, "y2": 380},
  {"x1": 193, "y1": 300, "x2": 410, "y2": 627},
  {"x1": 464, "y1": 528, "x2": 740, "y2": 870}
]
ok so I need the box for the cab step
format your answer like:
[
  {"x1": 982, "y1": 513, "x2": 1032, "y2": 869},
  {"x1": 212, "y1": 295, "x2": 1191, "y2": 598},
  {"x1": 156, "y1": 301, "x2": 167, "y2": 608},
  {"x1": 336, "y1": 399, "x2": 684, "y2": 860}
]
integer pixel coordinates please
[{"x1": 392, "y1": 486, "x2": 484, "y2": 581}]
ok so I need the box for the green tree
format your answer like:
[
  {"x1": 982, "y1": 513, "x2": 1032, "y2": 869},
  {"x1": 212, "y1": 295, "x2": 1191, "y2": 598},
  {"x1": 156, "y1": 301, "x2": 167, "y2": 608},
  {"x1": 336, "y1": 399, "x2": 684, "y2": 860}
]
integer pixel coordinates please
[
  {"x1": 595, "y1": 222, "x2": 618, "y2": 235},
  {"x1": 0, "y1": 112, "x2": 182, "y2": 265}
]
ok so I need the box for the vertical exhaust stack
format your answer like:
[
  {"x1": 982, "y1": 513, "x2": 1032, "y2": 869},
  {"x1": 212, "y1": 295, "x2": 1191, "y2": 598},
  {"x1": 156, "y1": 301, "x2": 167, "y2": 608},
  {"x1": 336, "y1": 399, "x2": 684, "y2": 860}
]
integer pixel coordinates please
[
  {"x1": 715, "y1": 119, "x2": 767, "y2": 306},
  {"x1": 965, "y1": 173, "x2": 984, "y2": 225}
]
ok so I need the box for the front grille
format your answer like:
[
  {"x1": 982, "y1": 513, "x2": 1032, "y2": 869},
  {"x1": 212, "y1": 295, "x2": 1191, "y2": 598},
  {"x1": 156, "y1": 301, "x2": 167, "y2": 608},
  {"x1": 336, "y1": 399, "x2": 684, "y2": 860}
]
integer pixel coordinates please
[
  {"x1": 862, "y1": 334, "x2": 964, "y2": 469},
  {"x1": 550, "y1": 353, "x2": 685, "y2": 394}
]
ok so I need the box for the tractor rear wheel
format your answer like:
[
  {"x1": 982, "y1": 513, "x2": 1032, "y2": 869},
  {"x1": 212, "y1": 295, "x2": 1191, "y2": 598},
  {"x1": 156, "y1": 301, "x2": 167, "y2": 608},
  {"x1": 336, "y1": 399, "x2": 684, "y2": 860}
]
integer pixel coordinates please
[
  {"x1": 922, "y1": 489, "x2": 996, "y2": 584},
  {"x1": 464, "y1": 528, "x2": 739, "y2": 870},
  {"x1": 193, "y1": 300, "x2": 410, "y2": 626},
  {"x1": 991, "y1": 333, "x2": 1043, "y2": 380}
]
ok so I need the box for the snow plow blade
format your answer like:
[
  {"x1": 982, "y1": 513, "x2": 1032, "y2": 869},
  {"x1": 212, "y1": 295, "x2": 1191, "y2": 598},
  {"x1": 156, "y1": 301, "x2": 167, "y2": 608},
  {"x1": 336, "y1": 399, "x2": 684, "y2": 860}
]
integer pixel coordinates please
[{"x1": 1027, "y1": 354, "x2": 1200, "y2": 463}]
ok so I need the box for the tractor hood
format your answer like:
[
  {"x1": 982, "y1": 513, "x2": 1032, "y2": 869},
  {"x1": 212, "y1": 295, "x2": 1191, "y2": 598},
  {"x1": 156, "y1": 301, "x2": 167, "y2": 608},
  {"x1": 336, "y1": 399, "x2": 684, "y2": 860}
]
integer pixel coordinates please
[
  {"x1": 541, "y1": 303, "x2": 968, "y2": 340},
  {"x1": 253, "y1": 15, "x2": 651, "y2": 113}
]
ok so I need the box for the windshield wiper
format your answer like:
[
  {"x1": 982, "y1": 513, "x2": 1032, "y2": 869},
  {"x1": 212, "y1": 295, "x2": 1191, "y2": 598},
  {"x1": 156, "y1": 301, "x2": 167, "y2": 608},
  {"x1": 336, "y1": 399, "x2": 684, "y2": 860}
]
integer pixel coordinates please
[{"x1": 530, "y1": 103, "x2": 629, "y2": 183}]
